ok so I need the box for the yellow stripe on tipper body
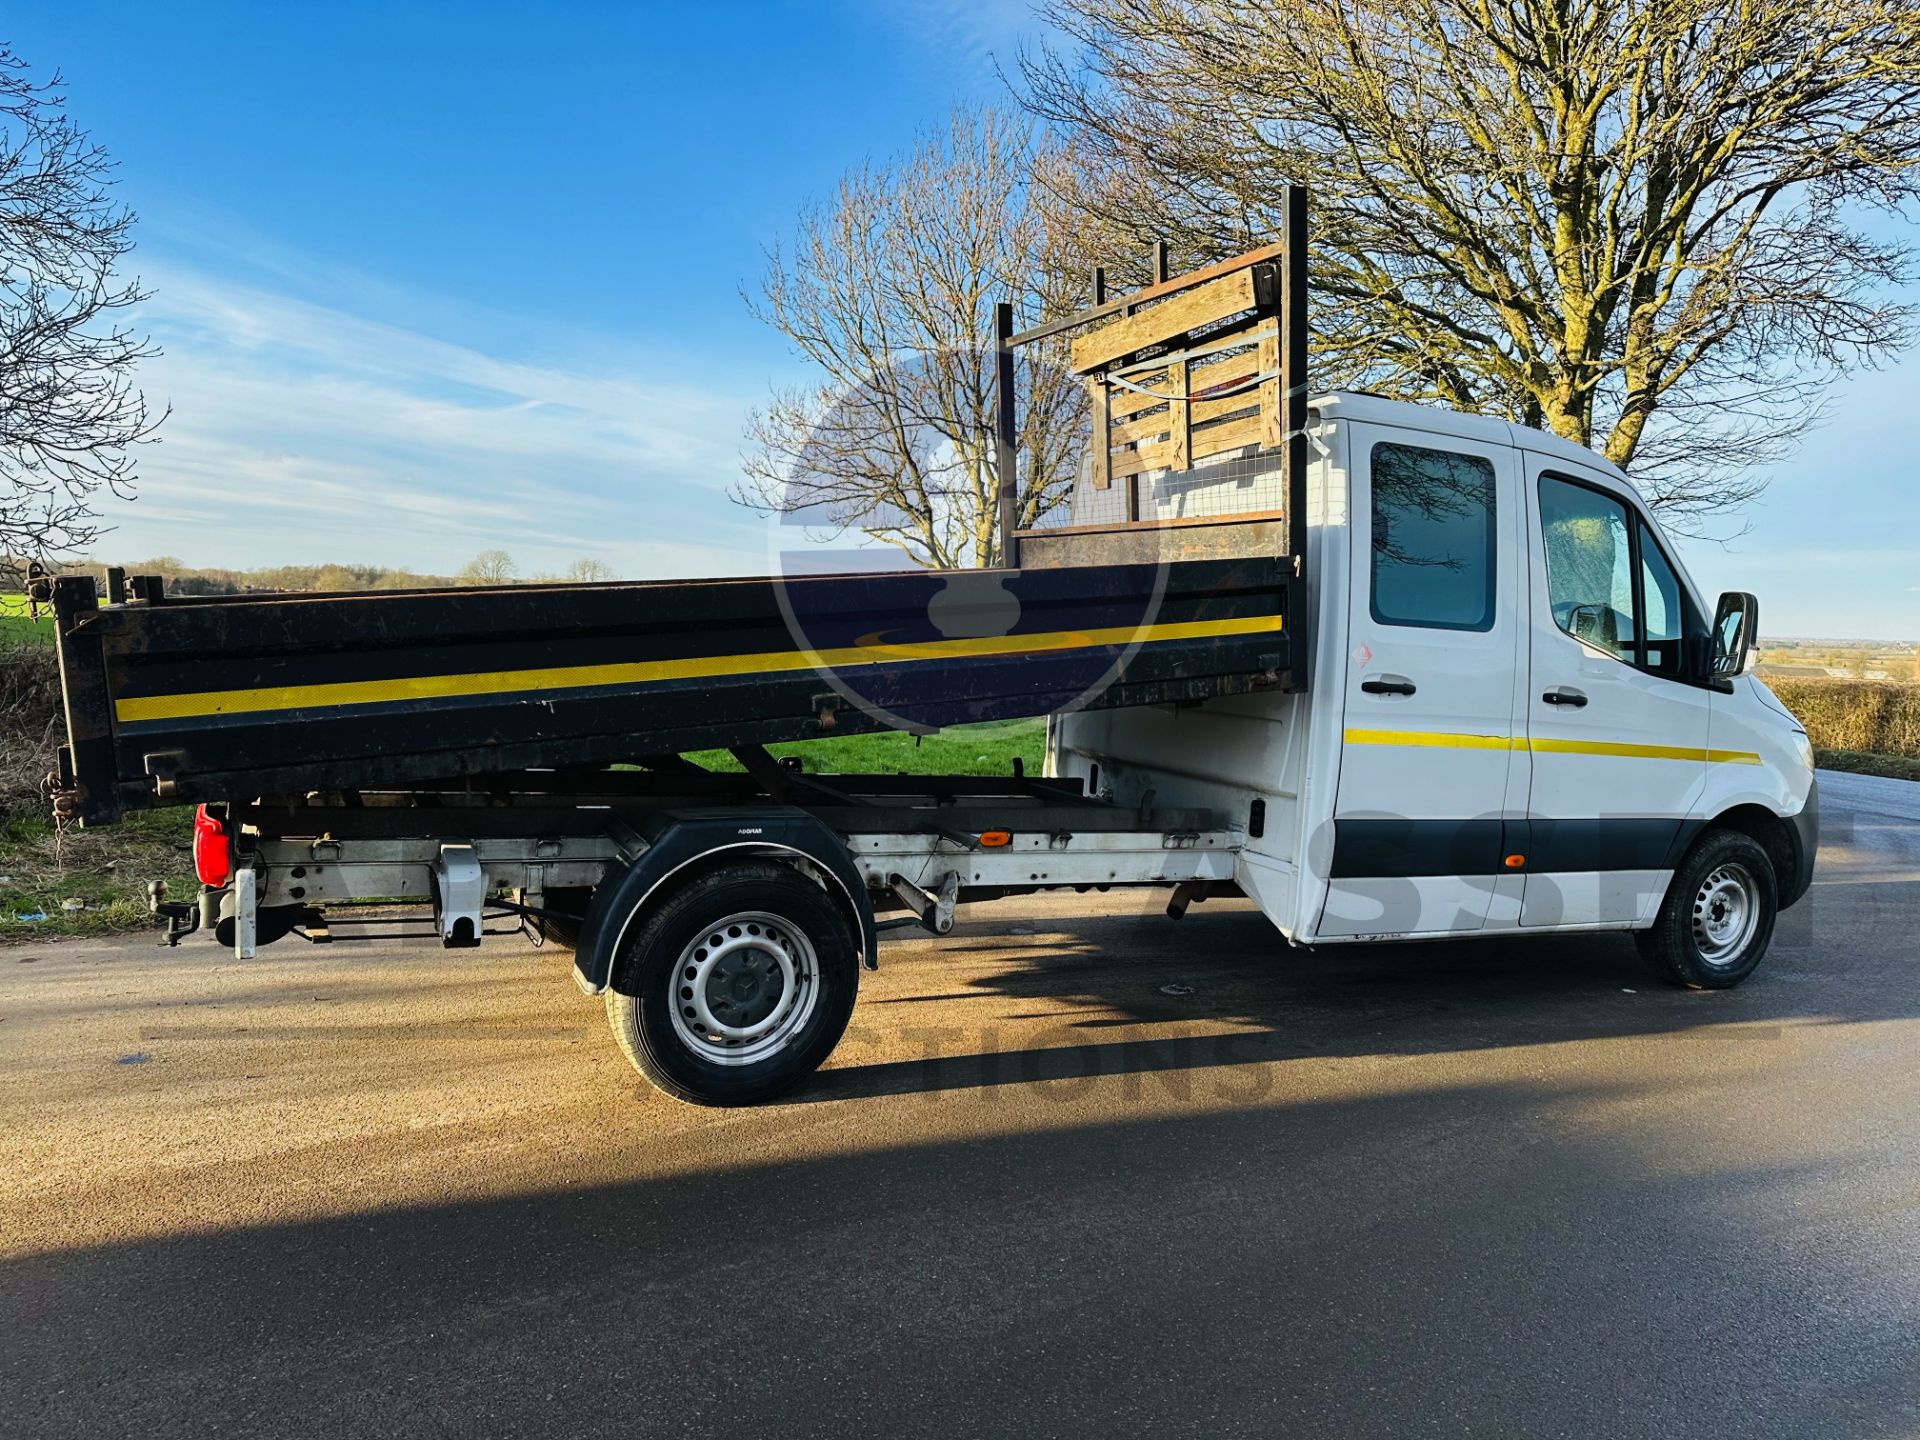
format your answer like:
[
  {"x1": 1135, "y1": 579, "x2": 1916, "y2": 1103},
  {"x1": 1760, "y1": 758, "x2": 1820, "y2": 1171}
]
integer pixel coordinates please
[
  {"x1": 113, "y1": 613, "x2": 1283, "y2": 725},
  {"x1": 1344, "y1": 729, "x2": 1761, "y2": 766}
]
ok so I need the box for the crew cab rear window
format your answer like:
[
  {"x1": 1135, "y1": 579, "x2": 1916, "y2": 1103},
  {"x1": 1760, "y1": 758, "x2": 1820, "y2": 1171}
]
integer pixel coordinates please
[{"x1": 1369, "y1": 442, "x2": 1497, "y2": 632}]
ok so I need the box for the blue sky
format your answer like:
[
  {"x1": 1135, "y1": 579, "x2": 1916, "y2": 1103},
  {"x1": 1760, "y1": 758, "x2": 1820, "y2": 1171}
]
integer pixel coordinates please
[{"x1": 12, "y1": 1, "x2": 1918, "y2": 639}]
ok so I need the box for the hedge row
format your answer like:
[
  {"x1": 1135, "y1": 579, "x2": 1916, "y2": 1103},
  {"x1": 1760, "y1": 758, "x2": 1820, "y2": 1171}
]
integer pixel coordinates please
[
  {"x1": 0, "y1": 640, "x2": 61, "y2": 813},
  {"x1": 1767, "y1": 679, "x2": 1920, "y2": 758}
]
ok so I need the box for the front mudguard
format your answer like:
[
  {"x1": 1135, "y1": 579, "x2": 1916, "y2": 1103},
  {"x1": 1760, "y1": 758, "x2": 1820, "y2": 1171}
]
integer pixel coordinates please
[{"x1": 1781, "y1": 781, "x2": 1818, "y2": 910}]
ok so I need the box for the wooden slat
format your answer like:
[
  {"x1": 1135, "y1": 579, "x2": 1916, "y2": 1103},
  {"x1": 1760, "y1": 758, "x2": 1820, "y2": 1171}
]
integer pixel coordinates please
[
  {"x1": 1104, "y1": 322, "x2": 1273, "y2": 412},
  {"x1": 1190, "y1": 350, "x2": 1260, "y2": 395},
  {"x1": 1106, "y1": 342, "x2": 1264, "y2": 423},
  {"x1": 1110, "y1": 440, "x2": 1172, "y2": 480},
  {"x1": 1257, "y1": 330, "x2": 1282, "y2": 451},
  {"x1": 1008, "y1": 241, "x2": 1286, "y2": 347},
  {"x1": 1070, "y1": 269, "x2": 1258, "y2": 374},
  {"x1": 1110, "y1": 408, "x2": 1267, "y2": 480},
  {"x1": 1108, "y1": 410, "x2": 1174, "y2": 448},
  {"x1": 1111, "y1": 382, "x2": 1257, "y2": 440},
  {"x1": 1192, "y1": 391, "x2": 1260, "y2": 427},
  {"x1": 1109, "y1": 322, "x2": 1275, "y2": 380},
  {"x1": 1190, "y1": 412, "x2": 1267, "y2": 462},
  {"x1": 1109, "y1": 371, "x2": 1172, "y2": 421},
  {"x1": 1168, "y1": 359, "x2": 1190, "y2": 472},
  {"x1": 1118, "y1": 241, "x2": 1282, "y2": 311}
]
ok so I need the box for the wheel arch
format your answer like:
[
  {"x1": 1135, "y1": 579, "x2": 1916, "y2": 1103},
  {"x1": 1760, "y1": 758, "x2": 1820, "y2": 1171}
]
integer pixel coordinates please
[
  {"x1": 572, "y1": 813, "x2": 878, "y2": 996},
  {"x1": 1695, "y1": 803, "x2": 1802, "y2": 907}
]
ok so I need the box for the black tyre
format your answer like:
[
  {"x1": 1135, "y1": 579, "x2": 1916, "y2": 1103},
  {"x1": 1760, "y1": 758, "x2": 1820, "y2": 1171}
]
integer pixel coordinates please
[
  {"x1": 524, "y1": 887, "x2": 592, "y2": 951},
  {"x1": 1637, "y1": 829, "x2": 1778, "y2": 989},
  {"x1": 605, "y1": 861, "x2": 859, "y2": 1105}
]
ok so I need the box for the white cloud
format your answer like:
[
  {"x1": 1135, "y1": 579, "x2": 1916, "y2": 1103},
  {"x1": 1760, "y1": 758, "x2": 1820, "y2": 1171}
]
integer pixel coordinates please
[
  {"x1": 867, "y1": 0, "x2": 1048, "y2": 65},
  {"x1": 97, "y1": 259, "x2": 771, "y2": 579}
]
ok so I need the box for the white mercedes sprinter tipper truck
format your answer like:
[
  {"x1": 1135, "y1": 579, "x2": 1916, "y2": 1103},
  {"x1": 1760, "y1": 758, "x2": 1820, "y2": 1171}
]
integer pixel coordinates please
[{"x1": 44, "y1": 203, "x2": 1814, "y2": 1105}]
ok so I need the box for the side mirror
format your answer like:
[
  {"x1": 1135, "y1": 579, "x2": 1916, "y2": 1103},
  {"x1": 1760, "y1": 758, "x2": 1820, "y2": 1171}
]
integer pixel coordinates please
[{"x1": 1710, "y1": 591, "x2": 1758, "y2": 684}]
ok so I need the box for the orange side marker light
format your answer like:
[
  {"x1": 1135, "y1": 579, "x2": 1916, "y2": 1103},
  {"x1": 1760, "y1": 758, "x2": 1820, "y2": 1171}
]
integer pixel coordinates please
[
  {"x1": 978, "y1": 830, "x2": 1013, "y2": 848},
  {"x1": 1504, "y1": 854, "x2": 1527, "y2": 869}
]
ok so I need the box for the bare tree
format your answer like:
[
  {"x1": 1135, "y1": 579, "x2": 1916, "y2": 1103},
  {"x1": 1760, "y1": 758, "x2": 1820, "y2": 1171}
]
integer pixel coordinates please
[
  {"x1": 0, "y1": 48, "x2": 163, "y2": 561},
  {"x1": 457, "y1": 549, "x2": 516, "y2": 585},
  {"x1": 737, "y1": 107, "x2": 1087, "y2": 569},
  {"x1": 563, "y1": 557, "x2": 614, "y2": 583},
  {"x1": 1023, "y1": 0, "x2": 1920, "y2": 528}
]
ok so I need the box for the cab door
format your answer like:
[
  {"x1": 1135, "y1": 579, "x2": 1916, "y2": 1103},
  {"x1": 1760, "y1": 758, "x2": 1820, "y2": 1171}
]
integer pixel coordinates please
[
  {"x1": 1519, "y1": 460, "x2": 1712, "y2": 926},
  {"x1": 1320, "y1": 424, "x2": 1530, "y2": 938}
]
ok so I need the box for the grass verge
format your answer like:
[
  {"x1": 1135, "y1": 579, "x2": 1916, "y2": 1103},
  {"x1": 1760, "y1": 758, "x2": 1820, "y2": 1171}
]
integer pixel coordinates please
[
  {"x1": 0, "y1": 807, "x2": 196, "y2": 942},
  {"x1": 1815, "y1": 749, "x2": 1920, "y2": 784}
]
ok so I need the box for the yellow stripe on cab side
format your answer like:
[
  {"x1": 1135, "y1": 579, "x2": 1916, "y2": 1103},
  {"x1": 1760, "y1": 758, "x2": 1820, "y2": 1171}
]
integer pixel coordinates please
[{"x1": 1343, "y1": 729, "x2": 1761, "y2": 766}]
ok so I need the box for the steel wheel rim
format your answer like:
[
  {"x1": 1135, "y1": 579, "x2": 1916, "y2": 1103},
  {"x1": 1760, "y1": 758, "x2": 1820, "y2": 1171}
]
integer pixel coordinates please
[
  {"x1": 1692, "y1": 862, "x2": 1759, "y2": 966},
  {"x1": 667, "y1": 911, "x2": 819, "y2": 1065}
]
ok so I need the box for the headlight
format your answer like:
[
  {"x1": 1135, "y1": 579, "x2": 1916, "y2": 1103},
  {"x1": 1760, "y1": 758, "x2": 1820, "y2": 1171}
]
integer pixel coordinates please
[{"x1": 1791, "y1": 729, "x2": 1813, "y2": 770}]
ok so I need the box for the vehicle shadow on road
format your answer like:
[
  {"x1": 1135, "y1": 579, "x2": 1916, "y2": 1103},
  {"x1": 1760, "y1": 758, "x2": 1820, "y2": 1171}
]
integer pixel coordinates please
[{"x1": 804, "y1": 832, "x2": 1916, "y2": 1105}]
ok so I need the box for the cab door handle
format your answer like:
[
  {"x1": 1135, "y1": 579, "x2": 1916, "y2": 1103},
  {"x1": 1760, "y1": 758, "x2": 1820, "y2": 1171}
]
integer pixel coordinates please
[
  {"x1": 1361, "y1": 675, "x2": 1417, "y2": 696},
  {"x1": 1542, "y1": 687, "x2": 1588, "y2": 707}
]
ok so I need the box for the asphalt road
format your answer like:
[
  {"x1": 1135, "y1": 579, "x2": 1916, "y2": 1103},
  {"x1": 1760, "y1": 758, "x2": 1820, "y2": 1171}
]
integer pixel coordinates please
[{"x1": 3, "y1": 770, "x2": 1917, "y2": 1438}]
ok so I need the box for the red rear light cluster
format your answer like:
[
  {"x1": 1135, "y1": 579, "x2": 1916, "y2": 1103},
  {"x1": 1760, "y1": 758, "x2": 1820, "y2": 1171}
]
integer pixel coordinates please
[{"x1": 192, "y1": 804, "x2": 232, "y2": 888}]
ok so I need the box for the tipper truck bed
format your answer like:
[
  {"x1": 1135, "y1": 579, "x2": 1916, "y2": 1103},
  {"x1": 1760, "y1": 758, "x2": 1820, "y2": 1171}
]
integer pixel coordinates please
[{"x1": 45, "y1": 553, "x2": 1295, "y2": 822}]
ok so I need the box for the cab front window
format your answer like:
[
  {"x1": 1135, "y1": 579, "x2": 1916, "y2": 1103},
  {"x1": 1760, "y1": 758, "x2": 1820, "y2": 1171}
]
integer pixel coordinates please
[
  {"x1": 1538, "y1": 470, "x2": 1701, "y2": 681},
  {"x1": 1539, "y1": 474, "x2": 1636, "y2": 661}
]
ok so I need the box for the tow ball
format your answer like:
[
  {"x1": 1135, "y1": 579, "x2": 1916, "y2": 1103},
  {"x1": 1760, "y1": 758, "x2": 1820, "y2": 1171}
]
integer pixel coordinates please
[{"x1": 147, "y1": 879, "x2": 203, "y2": 947}]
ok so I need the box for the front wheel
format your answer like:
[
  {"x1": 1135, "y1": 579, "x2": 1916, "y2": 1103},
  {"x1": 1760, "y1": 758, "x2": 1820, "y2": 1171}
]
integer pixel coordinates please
[
  {"x1": 605, "y1": 861, "x2": 859, "y2": 1105},
  {"x1": 1637, "y1": 829, "x2": 1778, "y2": 989}
]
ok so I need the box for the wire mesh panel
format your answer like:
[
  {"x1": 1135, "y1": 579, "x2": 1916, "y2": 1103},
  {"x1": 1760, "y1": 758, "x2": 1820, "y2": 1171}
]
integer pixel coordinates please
[
  {"x1": 1037, "y1": 440, "x2": 1290, "y2": 531},
  {"x1": 1012, "y1": 241, "x2": 1291, "y2": 542}
]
